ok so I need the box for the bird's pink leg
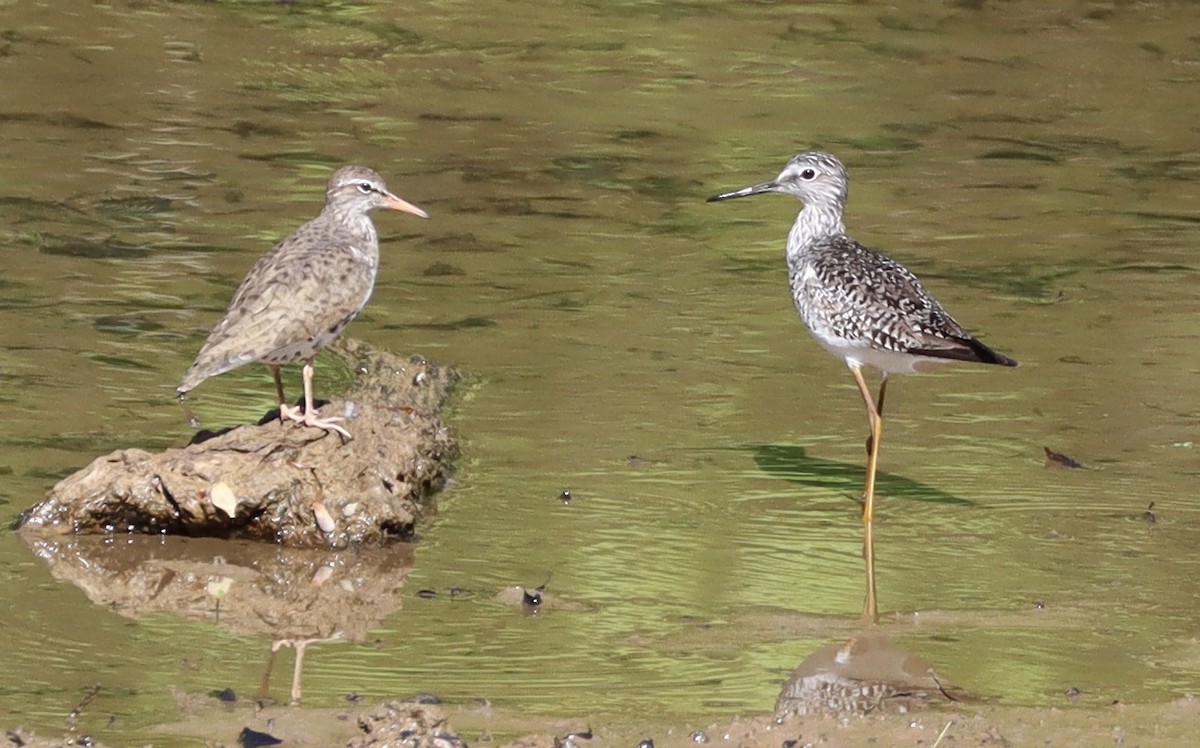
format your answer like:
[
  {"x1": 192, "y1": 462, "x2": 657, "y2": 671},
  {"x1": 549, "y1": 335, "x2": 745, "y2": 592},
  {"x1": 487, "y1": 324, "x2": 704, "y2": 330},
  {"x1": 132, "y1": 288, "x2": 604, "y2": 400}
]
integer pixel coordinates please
[{"x1": 280, "y1": 360, "x2": 351, "y2": 440}]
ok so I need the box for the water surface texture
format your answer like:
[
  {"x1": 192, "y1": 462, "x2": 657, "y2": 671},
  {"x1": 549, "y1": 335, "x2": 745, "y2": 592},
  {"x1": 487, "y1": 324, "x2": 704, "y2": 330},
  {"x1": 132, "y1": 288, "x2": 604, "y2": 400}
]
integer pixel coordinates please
[{"x1": 2, "y1": 0, "x2": 1199, "y2": 742}]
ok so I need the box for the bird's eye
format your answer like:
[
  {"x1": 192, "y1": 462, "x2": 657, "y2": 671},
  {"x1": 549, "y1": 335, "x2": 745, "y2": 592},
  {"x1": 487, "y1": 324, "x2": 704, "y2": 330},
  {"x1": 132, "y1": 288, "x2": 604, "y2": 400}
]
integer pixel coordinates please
[
  {"x1": 799, "y1": 168, "x2": 817, "y2": 180},
  {"x1": 356, "y1": 182, "x2": 373, "y2": 194}
]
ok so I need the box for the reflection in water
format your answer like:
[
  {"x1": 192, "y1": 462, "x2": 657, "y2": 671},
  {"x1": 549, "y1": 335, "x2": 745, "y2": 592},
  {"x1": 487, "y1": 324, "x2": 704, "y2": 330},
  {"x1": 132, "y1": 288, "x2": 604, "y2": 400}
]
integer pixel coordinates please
[
  {"x1": 18, "y1": 533, "x2": 410, "y2": 705},
  {"x1": 20, "y1": 534, "x2": 414, "y2": 639},
  {"x1": 21, "y1": 534, "x2": 413, "y2": 705},
  {"x1": 264, "y1": 633, "x2": 348, "y2": 706},
  {"x1": 776, "y1": 635, "x2": 966, "y2": 717},
  {"x1": 863, "y1": 517, "x2": 878, "y2": 624}
]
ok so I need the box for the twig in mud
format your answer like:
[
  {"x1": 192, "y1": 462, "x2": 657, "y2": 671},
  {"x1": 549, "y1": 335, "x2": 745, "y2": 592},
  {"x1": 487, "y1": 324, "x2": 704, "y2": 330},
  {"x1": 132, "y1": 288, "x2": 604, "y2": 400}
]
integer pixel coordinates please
[
  {"x1": 65, "y1": 684, "x2": 101, "y2": 732},
  {"x1": 931, "y1": 720, "x2": 953, "y2": 748},
  {"x1": 931, "y1": 670, "x2": 961, "y2": 702}
]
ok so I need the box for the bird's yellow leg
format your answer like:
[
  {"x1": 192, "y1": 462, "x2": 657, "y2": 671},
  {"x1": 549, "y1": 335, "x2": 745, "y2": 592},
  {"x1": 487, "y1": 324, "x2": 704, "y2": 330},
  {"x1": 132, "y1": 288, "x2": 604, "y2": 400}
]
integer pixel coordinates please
[
  {"x1": 851, "y1": 366, "x2": 882, "y2": 622},
  {"x1": 851, "y1": 366, "x2": 883, "y2": 524},
  {"x1": 862, "y1": 512, "x2": 878, "y2": 623},
  {"x1": 875, "y1": 374, "x2": 889, "y2": 421}
]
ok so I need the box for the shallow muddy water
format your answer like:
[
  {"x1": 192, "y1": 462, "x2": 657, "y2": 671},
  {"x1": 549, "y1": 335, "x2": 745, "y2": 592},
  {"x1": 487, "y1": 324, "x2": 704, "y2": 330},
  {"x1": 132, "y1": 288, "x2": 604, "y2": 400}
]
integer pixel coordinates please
[{"x1": 1, "y1": 0, "x2": 1199, "y2": 743}]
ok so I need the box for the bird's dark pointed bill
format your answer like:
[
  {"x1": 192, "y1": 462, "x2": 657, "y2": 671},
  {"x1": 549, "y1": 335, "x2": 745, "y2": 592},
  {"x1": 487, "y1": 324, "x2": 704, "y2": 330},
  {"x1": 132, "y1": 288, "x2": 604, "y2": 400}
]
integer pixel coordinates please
[
  {"x1": 383, "y1": 193, "x2": 429, "y2": 218},
  {"x1": 706, "y1": 181, "x2": 778, "y2": 202}
]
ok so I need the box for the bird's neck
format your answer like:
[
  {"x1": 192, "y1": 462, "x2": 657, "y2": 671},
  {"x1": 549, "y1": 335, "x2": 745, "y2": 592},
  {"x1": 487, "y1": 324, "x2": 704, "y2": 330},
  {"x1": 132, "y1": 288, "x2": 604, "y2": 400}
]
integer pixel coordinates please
[
  {"x1": 324, "y1": 205, "x2": 379, "y2": 247},
  {"x1": 787, "y1": 203, "x2": 845, "y2": 257}
]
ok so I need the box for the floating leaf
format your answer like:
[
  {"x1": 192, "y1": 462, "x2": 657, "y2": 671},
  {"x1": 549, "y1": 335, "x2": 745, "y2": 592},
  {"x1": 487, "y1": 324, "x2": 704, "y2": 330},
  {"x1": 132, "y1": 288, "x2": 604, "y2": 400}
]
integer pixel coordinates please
[{"x1": 1043, "y1": 446, "x2": 1083, "y2": 469}]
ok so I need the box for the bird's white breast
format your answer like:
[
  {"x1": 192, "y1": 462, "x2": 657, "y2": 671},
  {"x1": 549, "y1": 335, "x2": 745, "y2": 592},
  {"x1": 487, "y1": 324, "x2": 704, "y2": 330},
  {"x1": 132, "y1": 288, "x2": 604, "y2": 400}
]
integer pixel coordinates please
[
  {"x1": 348, "y1": 244, "x2": 377, "y2": 270},
  {"x1": 799, "y1": 263, "x2": 819, "y2": 285}
]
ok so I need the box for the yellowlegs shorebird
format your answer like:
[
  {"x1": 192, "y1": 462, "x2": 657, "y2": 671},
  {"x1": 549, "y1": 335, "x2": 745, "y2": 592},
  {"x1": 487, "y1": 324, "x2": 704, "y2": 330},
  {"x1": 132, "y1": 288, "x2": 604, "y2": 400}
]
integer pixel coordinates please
[{"x1": 708, "y1": 151, "x2": 1016, "y2": 615}]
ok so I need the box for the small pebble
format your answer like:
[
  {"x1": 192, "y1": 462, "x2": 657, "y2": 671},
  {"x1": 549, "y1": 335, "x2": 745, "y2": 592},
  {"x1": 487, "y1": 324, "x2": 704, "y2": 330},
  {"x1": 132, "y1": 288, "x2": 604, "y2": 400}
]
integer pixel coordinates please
[{"x1": 312, "y1": 502, "x2": 335, "y2": 534}]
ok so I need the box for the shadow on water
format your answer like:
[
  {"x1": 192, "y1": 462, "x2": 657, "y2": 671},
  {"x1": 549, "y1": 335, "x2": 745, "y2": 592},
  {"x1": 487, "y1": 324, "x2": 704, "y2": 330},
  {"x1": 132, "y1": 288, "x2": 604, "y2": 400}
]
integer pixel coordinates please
[{"x1": 746, "y1": 443, "x2": 976, "y2": 508}]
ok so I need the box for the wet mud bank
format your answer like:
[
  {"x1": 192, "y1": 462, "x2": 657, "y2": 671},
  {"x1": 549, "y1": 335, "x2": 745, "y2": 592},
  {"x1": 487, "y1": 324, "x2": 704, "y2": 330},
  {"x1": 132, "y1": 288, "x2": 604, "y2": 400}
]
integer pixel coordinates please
[
  {"x1": 18, "y1": 340, "x2": 459, "y2": 547},
  {"x1": 9, "y1": 683, "x2": 1199, "y2": 748}
]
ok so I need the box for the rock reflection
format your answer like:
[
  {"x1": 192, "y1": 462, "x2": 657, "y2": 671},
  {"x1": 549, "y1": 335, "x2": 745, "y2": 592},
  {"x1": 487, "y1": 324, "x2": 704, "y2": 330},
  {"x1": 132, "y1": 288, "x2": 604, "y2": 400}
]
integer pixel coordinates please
[
  {"x1": 20, "y1": 533, "x2": 414, "y2": 704},
  {"x1": 776, "y1": 635, "x2": 967, "y2": 718}
]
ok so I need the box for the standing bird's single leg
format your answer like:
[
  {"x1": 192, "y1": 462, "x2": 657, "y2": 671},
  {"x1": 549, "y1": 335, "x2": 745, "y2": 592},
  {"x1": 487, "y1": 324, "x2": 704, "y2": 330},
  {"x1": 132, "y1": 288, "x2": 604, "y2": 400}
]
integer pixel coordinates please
[
  {"x1": 864, "y1": 374, "x2": 889, "y2": 456},
  {"x1": 875, "y1": 373, "x2": 889, "y2": 422},
  {"x1": 280, "y1": 360, "x2": 351, "y2": 440},
  {"x1": 851, "y1": 365, "x2": 882, "y2": 622},
  {"x1": 861, "y1": 511, "x2": 878, "y2": 623},
  {"x1": 850, "y1": 366, "x2": 884, "y2": 523}
]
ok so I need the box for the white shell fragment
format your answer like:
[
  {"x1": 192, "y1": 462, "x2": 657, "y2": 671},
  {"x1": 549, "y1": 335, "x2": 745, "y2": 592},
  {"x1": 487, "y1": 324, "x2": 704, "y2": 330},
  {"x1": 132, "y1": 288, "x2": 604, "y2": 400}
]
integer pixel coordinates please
[
  {"x1": 312, "y1": 501, "x2": 336, "y2": 534},
  {"x1": 210, "y1": 481, "x2": 239, "y2": 517}
]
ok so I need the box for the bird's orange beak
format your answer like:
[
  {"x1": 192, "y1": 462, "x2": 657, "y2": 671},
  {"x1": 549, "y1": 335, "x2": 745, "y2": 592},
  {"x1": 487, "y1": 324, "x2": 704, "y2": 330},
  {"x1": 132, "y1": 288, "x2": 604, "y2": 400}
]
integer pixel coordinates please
[{"x1": 383, "y1": 193, "x2": 429, "y2": 219}]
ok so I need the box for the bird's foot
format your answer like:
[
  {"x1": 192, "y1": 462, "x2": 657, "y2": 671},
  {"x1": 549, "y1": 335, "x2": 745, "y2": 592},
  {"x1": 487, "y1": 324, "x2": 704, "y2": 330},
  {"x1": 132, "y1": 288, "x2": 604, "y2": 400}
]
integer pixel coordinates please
[{"x1": 280, "y1": 403, "x2": 352, "y2": 441}]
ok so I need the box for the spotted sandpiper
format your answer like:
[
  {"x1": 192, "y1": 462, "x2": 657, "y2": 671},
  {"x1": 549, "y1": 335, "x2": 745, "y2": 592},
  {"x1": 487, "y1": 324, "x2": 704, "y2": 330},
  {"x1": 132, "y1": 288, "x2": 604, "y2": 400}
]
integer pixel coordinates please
[{"x1": 178, "y1": 165, "x2": 428, "y2": 439}]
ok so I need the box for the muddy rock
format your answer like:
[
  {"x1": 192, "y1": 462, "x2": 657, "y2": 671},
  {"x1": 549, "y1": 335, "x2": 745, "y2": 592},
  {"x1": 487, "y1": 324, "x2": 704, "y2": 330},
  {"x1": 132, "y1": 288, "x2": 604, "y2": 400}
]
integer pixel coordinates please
[
  {"x1": 18, "y1": 341, "x2": 458, "y2": 547},
  {"x1": 350, "y1": 702, "x2": 465, "y2": 748}
]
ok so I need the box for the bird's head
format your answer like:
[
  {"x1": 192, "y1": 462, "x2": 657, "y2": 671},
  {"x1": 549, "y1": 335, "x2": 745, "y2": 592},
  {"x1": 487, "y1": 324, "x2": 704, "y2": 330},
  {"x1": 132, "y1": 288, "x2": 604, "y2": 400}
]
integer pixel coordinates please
[
  {"x1": 707, "y1": 151, "x2": 848, "y2": 211},
  {"x1": 327, "y1": 165, "x2": 429, "y2": 219}
]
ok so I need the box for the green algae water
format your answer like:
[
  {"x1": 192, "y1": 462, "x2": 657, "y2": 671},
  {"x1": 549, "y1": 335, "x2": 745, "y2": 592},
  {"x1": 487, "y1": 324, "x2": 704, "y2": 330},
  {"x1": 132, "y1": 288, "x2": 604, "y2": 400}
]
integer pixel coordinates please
[{"x1": 1, "y1": 1, "x2": 1199, "y2": 743}]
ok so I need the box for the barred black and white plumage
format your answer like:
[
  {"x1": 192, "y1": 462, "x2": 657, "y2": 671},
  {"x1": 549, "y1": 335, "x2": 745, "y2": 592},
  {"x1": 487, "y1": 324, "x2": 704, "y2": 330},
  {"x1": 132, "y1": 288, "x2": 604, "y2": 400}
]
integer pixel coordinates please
[
  {"x1": 788, "y1": 233, "x2": 1015, "y2": 374},
  {"x1": 709, "y1": 150, "x2": 1016, "y2": 375},
  {"x1": 707, "y1": 150, "x2": 1017, "y2": 620}
]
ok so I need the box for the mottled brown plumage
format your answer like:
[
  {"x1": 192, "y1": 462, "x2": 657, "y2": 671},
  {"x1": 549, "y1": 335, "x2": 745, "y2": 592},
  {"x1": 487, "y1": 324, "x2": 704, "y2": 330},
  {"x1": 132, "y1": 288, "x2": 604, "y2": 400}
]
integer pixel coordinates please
[{"x1": 178, "y1": 165, "x2": 428, "y2": 439}]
